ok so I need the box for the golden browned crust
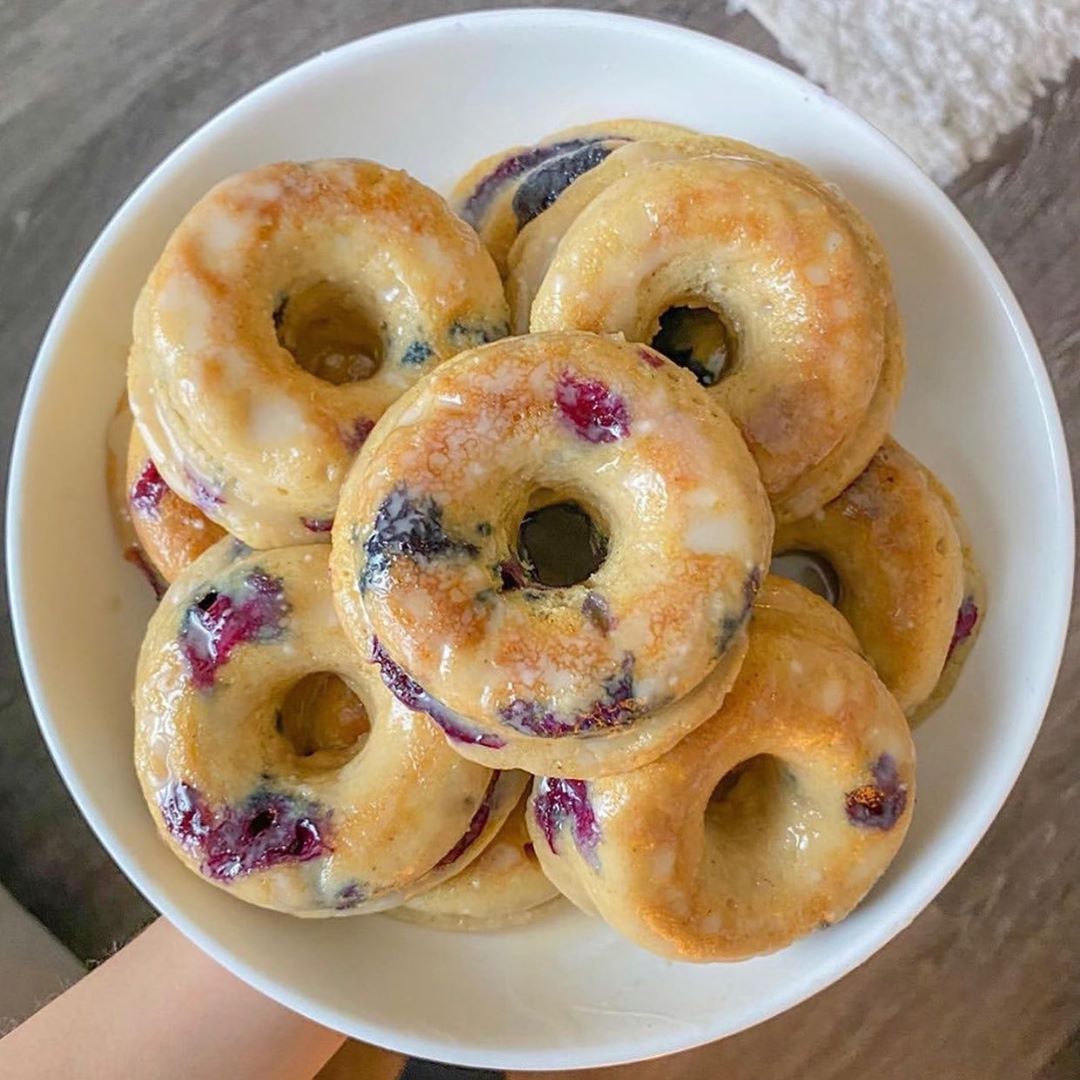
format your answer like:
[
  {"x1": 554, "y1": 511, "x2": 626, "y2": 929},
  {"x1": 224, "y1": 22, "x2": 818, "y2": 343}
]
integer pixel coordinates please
[
  {"x1": 527, "y1": 578, "x2": 915, "y2": 962},
  {"x1": 331, "y1": 331, "x2": 773, "y2": 777},
  {"x1": 129, "y1": 159, "x2": 507, "y2": 547},
  {"x1": 775, "y1": 439, "x2": 966, "y2": 715},
  {"x1": 134, "y1": 540, "x2": 520, "y2": 916}
]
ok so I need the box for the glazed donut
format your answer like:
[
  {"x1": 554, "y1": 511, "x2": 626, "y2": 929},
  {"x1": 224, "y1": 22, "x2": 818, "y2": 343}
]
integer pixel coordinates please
[
  {"x1": 394, "y1": 788, "x2": 561, "y2": 930},
  {"x1": 527, "y1": 153, "x2": 903, "y2": 519},
  {"x1": 526, "y1": 577, "x2": 915, "y2": 962},
  {"x1": 127, "y1": 426, "x2": 225, "y2": 583},
  {"x1": 451, "y1": 119, "x2": 700, "y2": 274},
  {"x1": 774, "y1": 439, "x2": 981, "y2": 717},
  {"x1": 135, "y1": 538, "x2": 523, "y2": 915},
  {"x1": 129, "y1": 159, "x2": 508, "y2": 548},
  {"x1": 331, "y1": 331, "x2": 772, "y2": 777}
]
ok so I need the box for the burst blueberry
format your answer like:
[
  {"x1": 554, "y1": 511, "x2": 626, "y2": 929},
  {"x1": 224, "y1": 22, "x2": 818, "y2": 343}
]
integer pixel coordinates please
[
  {"x1": 369, "y1": 637, "x2": 505, "y2": 749},
  {"x1": 130, "y1": 459, "x2": 169, "y2": 517},
  {"x1": 179, "y1": 569, "x2": 289, "y2": 690},
  {"x1": 159, "y1": 782, "x2": 328, "y2": 881},
  {"x1": 844, "y1": 753, "x2": 908, "y2": 830},
  {"x1": 555, "y1": 371, "x2": 631, "y2": 443},
  {"x1": 532, "y1": 777, "x2": 601, "y2": 867},
  {"x1": 360, "y1": 485, "x2": 478, "y2": 590},
  {"x1": 434, "y1": 773, "x2": 501, "y2": 869}
]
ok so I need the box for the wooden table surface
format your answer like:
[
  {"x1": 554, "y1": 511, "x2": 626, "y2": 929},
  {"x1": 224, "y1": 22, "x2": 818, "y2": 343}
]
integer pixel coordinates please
[{"x1": 1, "y1": 3, "x2": 1077, "y2": 1077}]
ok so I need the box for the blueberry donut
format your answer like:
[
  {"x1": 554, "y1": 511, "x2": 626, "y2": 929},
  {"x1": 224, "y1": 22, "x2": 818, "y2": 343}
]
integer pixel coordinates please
[
  {"x1": 135, "y1": 539, "x2": 524, "y2": 915},
  {"x1": 394, "y1": 789, "x2": 561, "y2": 930},
  {"x1": 330, "y1": 331, "x2": 772, "y2": 777},
  {"x1": 527, "y1": 154, "x2": 903, "y2": 520},
  {"x1": 127, "y1": 426, "x2": 225, "y2": 583},
  {"x1": 526, "y1": 577, "x2": 915, "y2": 961},
  {"x1": 129, "y1": 159, "x2": 508, "y2": 548},
  {"x1": 774, "y1": 439, "x2": 980, "y2": 717},
  {"x1": 451, "y1": 119, "x2": 699, "y2": 275}
]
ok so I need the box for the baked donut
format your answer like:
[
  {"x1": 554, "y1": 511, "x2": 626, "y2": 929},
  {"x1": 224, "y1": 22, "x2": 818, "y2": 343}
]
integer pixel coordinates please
[
  {"x1": 774, "y1": 439, "x2": 980, "y2": 717},
  {"x1": 394, "y1": 788, "x2": 561, "y2": 930},
  {"x1": 526, "y1": 577, "x2": 915, "y2": 962},
  {"x1": 526, "y1": 153, "x2": 903, "y2": 519},
  {"x1": 331, "y1": 331, "x2": 772, "y2": 777},
  {"x1": 451, "y1": 119, "x2": 699, "y2": 274},
  {"x1": 127, "y1": 426, "x2": 225, "y2": 583},
  {"x1": 135, "y1": 538, "x2": 523, "y2": 915},
  {"x1": 129, "y1": 159, "x2": 508, "y2": 548}
]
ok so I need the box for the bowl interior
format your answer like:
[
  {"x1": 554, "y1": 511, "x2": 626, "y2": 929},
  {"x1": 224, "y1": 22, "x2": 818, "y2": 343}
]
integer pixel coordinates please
[{"x1": 8, "y1": 9, "x2": 1072, "y2": 1071}]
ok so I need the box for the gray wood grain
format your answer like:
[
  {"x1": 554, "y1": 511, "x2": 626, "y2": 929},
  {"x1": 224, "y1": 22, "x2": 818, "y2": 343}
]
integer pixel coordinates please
[{"x1": 0, "y1": 2, "x2": 1076, "y2": 1077}]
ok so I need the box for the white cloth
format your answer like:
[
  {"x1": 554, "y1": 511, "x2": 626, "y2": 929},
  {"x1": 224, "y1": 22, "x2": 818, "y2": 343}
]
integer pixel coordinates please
[
  {"x1": 0, "y1": 886, "x2": 84, "y2": 1033},
  {"x1": 729, "y1": 0, "x2": 1080, "y2": 182}
]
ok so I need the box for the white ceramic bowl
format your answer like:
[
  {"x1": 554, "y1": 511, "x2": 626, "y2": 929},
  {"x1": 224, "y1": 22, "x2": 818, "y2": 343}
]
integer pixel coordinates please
[{"x1": 7, "y1": 9, "x2": 1073, "y2": 1070}]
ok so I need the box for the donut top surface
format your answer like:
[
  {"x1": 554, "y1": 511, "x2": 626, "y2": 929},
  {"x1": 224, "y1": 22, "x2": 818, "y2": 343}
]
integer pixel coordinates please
[
  {"x1": 529, "y1": 155, "x2": 891, "y2": 500},
  {"x1": 129, "y1": 159, "x2": 508, "y2": 547},
  {"x1": 135, "y1": 539, "x2": 514, "y2": 915},
  {"x1": 331, "y1": 331, "x2": 773, "y2": 732}
]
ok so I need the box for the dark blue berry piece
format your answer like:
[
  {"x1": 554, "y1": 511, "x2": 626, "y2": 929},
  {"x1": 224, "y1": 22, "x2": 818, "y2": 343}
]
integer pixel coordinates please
[
  {"x1": 461, "y1": 136, "x2": 617, "y2": 226},
  {"x1": 511, "y1": 142, "x2": 615, "y2": 228},
  {"x1": 448, "y1": 320, "x2": 509, "y2": 349},
  {"x1": 360, "y1": 485, "x2": 478, "y2": 591},
  {"x1": 434, "y1": 773, "x2": 501, "y2": 869},
  {"x1": 845, "y1": 753, "x2": 908, "y2": 830},
  {"x1": 532, "y1": 777, "x2": 601, "y2": 867},
  {"x1": 400, "y1": 340, "x2": 435, "y2": 365},
  {"x1": 718, "y1": 567, "x2": 763, "y2": 653},
  {"x1": 159, "y1": 782, "x2": 328, "y2": 881},
  {"x1": 370, "y1": 637, "x2": 505, "y2": 749}
]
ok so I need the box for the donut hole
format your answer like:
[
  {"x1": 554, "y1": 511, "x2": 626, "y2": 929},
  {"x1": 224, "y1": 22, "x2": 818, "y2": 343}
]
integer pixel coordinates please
[
  {"x1": 274, "y1": 282, "x2": 383, "y2": 385},
  {"x1": 770, "y1": 550, "x2": 841, "y2": 607},
  {"x1": 275, "y1": 672, "x2": 370, "y2": 768},
  {"x1": 650, "y1": 303, "x2": 737, "y2": 386},
  {"x1": 513, "y1": 498, "x2": 609, "y2": 588},
  {"x1": 706, "y1": 754, "x2": 799, "y2": 852}
]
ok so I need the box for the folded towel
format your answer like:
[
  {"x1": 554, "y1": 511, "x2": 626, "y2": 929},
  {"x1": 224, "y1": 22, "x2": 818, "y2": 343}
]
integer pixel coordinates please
[{"x1": 729, "y1": 0, "x2": 1080, "y2": 181}]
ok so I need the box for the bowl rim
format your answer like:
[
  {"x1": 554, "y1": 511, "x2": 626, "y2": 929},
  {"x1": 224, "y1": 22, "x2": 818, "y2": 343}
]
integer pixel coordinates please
[{"x1": 6, "y1": 7, "x2": 1074, "y2": 1068}]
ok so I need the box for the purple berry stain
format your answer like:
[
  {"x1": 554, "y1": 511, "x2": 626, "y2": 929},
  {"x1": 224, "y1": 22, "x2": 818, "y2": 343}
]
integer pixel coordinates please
[
  {"x1": 948, "y1": 596, "x2": 979, "y2": 659},
  {"x1": 360, "y1": 485, "x2": 478, "y2": 590},
  {"x1": 179, "y1": 570, "x2": 289, "y2": 690},
  {"x1": 501, "y1": 653, "x2": 637, "y2": 737},
  {"x1": 845, "y1": 753, "x2": 908, "y2": 831},
  {"x1": 334, "y1": 881, "x2": 366, "y2": 910},
  {"x1": 370, "y1": 637, "x2": 505, "y2": 749},
  {"x1": 555, "y1": 371, "x2": 630, "y2": 444},
  {"x1": 637, "y1": 345, "x2": 667, "y2": 369},
  {"x1": 434, "y1": 773, "x2": 501, "y2": 869},
  {"x1": 342, "y1": 417, "x2": 374, "y2": 453},
  {"x1": 130, "y1": 459, "x2": 169, "y2": 517},
  {"x1": 159, "y1": 781, "x2": 328, "y2": 881},
  {"x1": 532, "y1": 777, "x2": 601, "y2": 868}
]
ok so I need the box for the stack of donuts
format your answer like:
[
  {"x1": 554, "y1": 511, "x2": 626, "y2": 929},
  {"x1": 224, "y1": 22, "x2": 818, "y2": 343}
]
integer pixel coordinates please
[{"x1": 115, "y1": 121, "x2": 981, "y2": 961}]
